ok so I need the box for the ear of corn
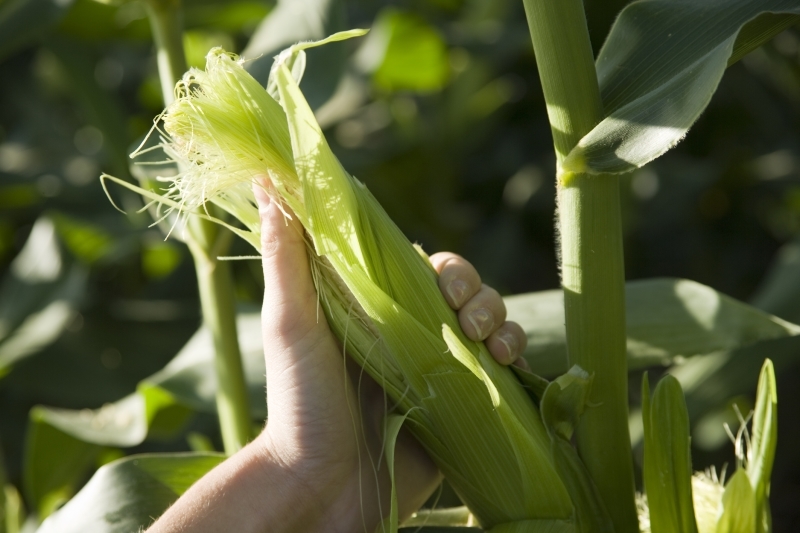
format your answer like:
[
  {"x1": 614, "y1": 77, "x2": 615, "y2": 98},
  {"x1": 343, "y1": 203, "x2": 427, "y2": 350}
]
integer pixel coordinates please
[{"x1": 148, "y1": 34, "x2": 576, "y2": 530}]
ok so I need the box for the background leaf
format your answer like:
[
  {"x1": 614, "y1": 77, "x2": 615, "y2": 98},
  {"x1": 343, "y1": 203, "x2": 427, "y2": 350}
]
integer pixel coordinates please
[
  {"x1": 241, "y1": 0, "x2": 348, "y2": 111},
  {"x1": 30, "y1": 387, "x2": 190, "y2": 450},
  {"x1": 20, "y1": 313, "x2": 264, "y2": 519},
  {"x1": 0, "y1": 217, "x2": 86, "y2": 376},
  {"x1": 0, "y1": 0, "x2": 75, "y2": 62},
  {"x1": 36, "y1": 453, "x2": 224, "y2": 533},
  {"x1": 506, "y1": 278, "x2": 799, "y2": 376},
  {"x1": 750, "y1": 235, "x2": 800, "y2": 324},
  {"x1": 673, "y1": 335, "x2": 799, "y2": 420},
  {"x1": 145, "y1": 312, "x2": 266, "y2": 419},
  {"x1": 358, "y1": 8, "x2": 450, "y2": 92},
  {"x1": 22, "y1": 411, "x2": 102, "y2": 519},
  {"x1": 563, "y1": 0, "x2": 800, "y2": 175}
]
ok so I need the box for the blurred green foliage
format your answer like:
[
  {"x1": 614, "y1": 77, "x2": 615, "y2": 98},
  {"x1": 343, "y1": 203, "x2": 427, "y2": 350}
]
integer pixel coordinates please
[{"x1": 2, "y1": 0, "x2": 800, "y2": 530}]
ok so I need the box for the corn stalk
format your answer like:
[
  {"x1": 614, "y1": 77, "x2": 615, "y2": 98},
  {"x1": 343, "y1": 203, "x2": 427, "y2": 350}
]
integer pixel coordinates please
[
  {"x1": 522, "y1": 1, "x2": 638, "y2": 531},
  {"x1": 143, "y1": 0, "x2": 252, "y2": 454}
]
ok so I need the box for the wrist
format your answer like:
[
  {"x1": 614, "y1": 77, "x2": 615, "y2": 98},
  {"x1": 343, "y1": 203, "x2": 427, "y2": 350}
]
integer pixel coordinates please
[{"x1": 255, "y1": 427, "x2": 386, "y2": 533}]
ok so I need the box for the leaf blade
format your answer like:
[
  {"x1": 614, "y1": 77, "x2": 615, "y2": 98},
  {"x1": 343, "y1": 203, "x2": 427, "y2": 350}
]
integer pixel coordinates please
[
  {"x1": 747, "y1": 359, "x2": 778, "y2": 533},
  {"x1": 642, "y1": 374, "x2": 698, "y2": 533},
  {"x1": 562, "y1": 0, "x2": 800, "y2": 175},
  {"x1": 505, "y1": 278, "x2": 800, "y2": 376},
  {"x1": 36, "y1": 453, "x2": 224, "y2": 533},
  {"x1": 716, "y1": 470, "x2": 757, "y2": 533}
]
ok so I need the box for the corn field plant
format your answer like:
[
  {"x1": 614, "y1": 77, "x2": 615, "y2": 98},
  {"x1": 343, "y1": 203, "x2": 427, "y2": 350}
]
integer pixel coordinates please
[{"x1": 2, "y1": 0, "x2": 800, "y2": 532}]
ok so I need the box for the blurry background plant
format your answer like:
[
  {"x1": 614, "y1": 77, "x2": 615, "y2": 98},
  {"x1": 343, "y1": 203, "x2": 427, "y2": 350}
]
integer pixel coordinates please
[{"x1": 2, "y1": 0, "x2": 800, "y2": 531}]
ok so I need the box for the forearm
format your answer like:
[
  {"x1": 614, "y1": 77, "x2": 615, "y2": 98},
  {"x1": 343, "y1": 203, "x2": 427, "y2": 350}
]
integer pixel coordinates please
[{"x1": 147, "y1": 432, "x2": 324, "y2": 533}]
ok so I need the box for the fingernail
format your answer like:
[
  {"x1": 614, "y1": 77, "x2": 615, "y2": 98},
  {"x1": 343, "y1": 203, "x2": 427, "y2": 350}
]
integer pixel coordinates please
[
  {"x1": 467, "y1": 308, "x2": 493, "y2": 340},
  {"x1": 499, "y1": 331, "x2": 519, "y2": 361},
  {"x1": 252, "y1": 179, "x2": 272, "y2": 213},
  {"x1": 446, "y1": 279, "x2": 469, "y2": 308},
  {"x1": 512, "y1": 357, "x2": 530, "y2": 371}
]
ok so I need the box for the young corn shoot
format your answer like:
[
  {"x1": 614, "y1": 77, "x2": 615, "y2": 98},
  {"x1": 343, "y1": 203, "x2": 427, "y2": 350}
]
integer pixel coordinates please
[
  {"x1": 640, "y1": 360, "x2": 777, "y2": 533},
  {"x1": 119, "y1": 34, "x2": 578, "y2": 531}
]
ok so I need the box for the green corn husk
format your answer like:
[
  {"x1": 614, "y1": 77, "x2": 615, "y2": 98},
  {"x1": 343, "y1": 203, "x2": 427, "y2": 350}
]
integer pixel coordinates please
[{"x1": 141, "y1": 33, "x2": 573, "y2": 530}]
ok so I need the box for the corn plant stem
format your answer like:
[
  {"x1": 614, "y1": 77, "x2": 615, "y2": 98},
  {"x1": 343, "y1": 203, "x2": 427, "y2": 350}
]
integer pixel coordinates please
[
  {"x1": 522, "y1": 1, "x2": 638, "y2": 532},
  {"x1": 185, "y1": 218, "x2": 253, "y2": 453},
  {"x1": 144, "y1": 0, "x2": 252, "y2": 454},
  {"x1": 143, "y1": 0, "x2": 185, "y2": 108}
]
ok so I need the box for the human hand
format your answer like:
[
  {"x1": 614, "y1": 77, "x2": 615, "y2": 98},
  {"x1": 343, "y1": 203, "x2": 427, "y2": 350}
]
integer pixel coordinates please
[{"x1": 147, "y1": 184, "x2": 529, "y2": 533}]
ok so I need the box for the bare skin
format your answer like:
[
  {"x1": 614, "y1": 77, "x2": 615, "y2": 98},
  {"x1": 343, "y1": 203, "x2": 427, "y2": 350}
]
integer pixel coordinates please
[{"x1": 147, "y1": 185, "x2": 529, "y2": 533}]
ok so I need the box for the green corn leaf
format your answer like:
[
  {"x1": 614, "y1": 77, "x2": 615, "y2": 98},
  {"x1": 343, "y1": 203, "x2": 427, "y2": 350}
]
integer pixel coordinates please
[
  {"x1": 728, "y1": 13, "x2": 800, "y2": 65},
  {"x1": 506, "y1": 278, "x2": 800, "y2": 376},
  {"x1": 539, "y1": 367, "x2": 613, "y2": 533},
  {"x1": 36, "y1": 453, "x2": 224, "y2": 533},
  {"x1": 750, "y1": 236, "x2": 800, "y2": 324},
  {"x1": 0, "y1": 0, "x2": 75, "y2": 62},
  {"x1": 24, "y1": 406, "x2": 133, "y2": 522},
  {"x1": 21, "y1": 313, "x2": 267, "y2": 517},
  {"x1": 381, "y1": 413, "x2": 411, "y2": 533},
  {"x1": 716, "y1": 470, "x2": 756, "y2": 533},
  {"x1": 0, "y1": 217, "x2": 87, "y2": 377},
  {"x1": 22, "y1": 413, "x2": 102, "y2": 520},
  {"x1": 29, "y1": 386, "x2": 191, "y2": 449},
  {"x1": 561, "y1": 0, "x2": 800, "y2": 175},
  {"x1": 748, "y1": 360, "x2": 778, "y2": 533},
  {"x1": 29, "y1": 393, "x2": 159, "y2": 452},
  {"x1": 642, "y1": 374, "x2": 698, "y2": 533},
  {"x1": 242, "y1": 0, "x2": 350, "y2": 111},
  {"x1": 145, "y1": 313, "x2": 267, "y2": 418},
  {"x1": 674, "y1": 335, "x2": 796, "y2": 423},
  {"x1": 511, "y1": 365, "x2": 550, "y2": 405},
  {"x1": 359, "y1": 8, "x2": 450, "y2": 92},
  {"x1": 25, "y1": 312, "x2": 267, "y2": 450}
]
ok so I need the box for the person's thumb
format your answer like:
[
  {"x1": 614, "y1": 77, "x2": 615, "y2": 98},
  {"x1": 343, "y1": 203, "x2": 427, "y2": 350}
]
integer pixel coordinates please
[
  {"x1": 254, "y1": 180, "x2": 326, "y2": 355},
  {"x1": 253, "y1": 181, "x2": 343, "y2": 430}
]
